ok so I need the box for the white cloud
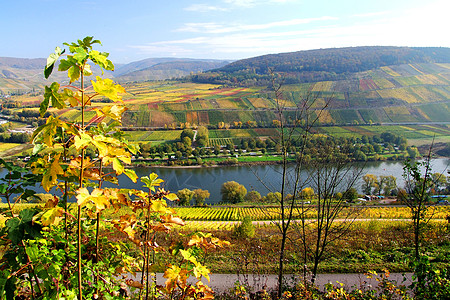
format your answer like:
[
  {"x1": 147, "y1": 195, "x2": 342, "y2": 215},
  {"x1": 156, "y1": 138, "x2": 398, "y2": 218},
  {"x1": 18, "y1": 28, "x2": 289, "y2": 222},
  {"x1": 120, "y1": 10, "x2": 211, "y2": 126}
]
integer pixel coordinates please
[
  {"x1": 131, "y1": 0, "x2": 450, "y2": 59},
  {"x1": 184, "y1": 4, "x2": 228, "y2": 12},
  {"x1": 176, "y1": 17, "x2": 337, "y2": 33},
  {"x1": 352, "y1": 11, "x2": 390, "y2": 18},
  {"x1": 223, "y1": 0, "x2": 258, "y2": 7},
  {"x1": 223, "y1": 0, "x2": 299, "y2": 7}
]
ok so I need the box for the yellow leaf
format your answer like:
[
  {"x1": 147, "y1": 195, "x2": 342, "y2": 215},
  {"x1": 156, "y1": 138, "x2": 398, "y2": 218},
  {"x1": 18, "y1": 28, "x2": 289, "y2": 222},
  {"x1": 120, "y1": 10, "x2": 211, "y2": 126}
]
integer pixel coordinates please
[
  {"x1": 123, "y1": 169, "x2": 138, "y2": 183},
  {"x1": 40, "y1": 207, "x2": 65, "y2": 227},
  {"x1": 0, "y1": 214, "x2": 8, "y2": 228},
  {"x1": 95, "y1": 105, "x2": 127, "y2": 123},
  {"x1": 76, "y1": 187, "x2": 91, "y2": 207},
  {"x1": 180, "y1": 249, "x2": 198, "y2": 265},
  {"x1": 91, "y1": 140, "x2": 108, "y2": 157},
  {"x1": 91, "y1": 76, "x2": 125, "y2": 102},
  {"x1": 193, "y1": 264, "x2": 210, "y2": 282},
  {"x1": 161, "y1": 215, "x2": 185, "y2": 226},
  {"x1": 165, "y1": 193, "x2": 178, "y2": 201},
  {"x1": 74, "y1": 131, "x2": 92, "y2": 150},
  {"x1": 112, "y1": 157, "x2": 124, "y2": 175},
  {"x1": 150, "y1": 200, "x2": 168, "y2": 213},
  {"x1": 42, "y1": 154, "x2": 64, "y2": 192}
]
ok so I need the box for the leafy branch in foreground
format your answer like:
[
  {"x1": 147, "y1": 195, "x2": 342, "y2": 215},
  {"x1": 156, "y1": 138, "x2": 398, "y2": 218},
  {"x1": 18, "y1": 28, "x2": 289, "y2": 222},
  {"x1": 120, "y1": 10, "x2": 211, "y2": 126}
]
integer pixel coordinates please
[{"x1": 0, "y1": 37, "x2": 227, "y2": 300}]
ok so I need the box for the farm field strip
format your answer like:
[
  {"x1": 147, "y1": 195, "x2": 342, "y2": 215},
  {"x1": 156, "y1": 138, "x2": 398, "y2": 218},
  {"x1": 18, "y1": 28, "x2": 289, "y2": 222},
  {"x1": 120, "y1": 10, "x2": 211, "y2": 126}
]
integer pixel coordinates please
[{"x1": 175, "y1": 206, "x2": 449, "y2": 221}]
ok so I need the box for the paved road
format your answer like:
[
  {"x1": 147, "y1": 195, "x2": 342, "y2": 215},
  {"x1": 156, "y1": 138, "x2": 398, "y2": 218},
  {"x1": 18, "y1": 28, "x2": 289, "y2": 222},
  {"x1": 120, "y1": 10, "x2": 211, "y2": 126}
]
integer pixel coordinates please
[{"x1": 126, "y1": 272, "x2": 413, "y2": 294}]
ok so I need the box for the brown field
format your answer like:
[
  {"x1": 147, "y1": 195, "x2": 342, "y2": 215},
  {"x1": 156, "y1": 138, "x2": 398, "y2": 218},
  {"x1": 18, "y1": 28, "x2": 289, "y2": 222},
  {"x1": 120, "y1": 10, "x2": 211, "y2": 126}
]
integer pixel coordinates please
[
  {"x1": 186, "y1": 111, "x2": 198, "y2": 124},
  {"x1": 150, "y1": 110, "x2": 176, "y2": 127},
  {"x1": 197, "y1": 111, "x2": 209, "y2": 124}
]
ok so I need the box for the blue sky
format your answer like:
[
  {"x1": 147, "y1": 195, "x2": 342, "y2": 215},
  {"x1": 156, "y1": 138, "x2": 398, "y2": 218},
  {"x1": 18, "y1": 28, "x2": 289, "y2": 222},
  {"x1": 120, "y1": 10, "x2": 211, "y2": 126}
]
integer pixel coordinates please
[{"x1": 1, "y1": 0, "x2": 449, "y2": 63}]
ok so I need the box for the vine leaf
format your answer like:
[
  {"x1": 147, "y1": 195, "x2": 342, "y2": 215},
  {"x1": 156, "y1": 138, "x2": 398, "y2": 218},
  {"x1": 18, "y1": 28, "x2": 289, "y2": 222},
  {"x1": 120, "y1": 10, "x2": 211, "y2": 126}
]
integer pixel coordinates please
[
  {"x1": 91, "y1": 77, "x2": 126, "y2": 102},
  {"x1": 123, "y1": 169, "x2": 138, "y2": 183},
  {"x1": 42, "y1": 154, "x2": 64, "y2": 192},
  {"x1": 41, "y1": 82, "x2": 63, "y2": 116},
  {"x1": 44, "y1": 46, "x2": 64, "y2": 79}
]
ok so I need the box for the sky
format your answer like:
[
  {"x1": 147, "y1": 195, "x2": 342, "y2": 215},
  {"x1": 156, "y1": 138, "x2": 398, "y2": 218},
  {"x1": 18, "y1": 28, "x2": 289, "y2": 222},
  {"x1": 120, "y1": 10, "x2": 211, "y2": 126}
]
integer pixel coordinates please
[{"x1": 1, "y1": 0, "x2": 449, "y2": 63}]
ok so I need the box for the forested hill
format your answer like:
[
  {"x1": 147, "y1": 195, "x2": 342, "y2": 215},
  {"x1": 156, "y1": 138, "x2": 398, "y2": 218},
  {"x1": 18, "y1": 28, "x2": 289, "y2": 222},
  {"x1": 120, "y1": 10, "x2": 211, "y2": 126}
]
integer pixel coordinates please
[{"x1": 189, "y1": 46, "x2": 450, "y2": 86}]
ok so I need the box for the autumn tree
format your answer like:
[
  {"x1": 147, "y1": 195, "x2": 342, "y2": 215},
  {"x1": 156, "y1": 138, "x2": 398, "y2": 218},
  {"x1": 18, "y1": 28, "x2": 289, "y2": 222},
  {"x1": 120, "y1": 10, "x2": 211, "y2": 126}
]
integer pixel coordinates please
[
  {"x1": 300, "y1": 187, "x2": 314, "y2": 199},
  {"x1": 244, "y1": 190, "x2": 261, "y2": 202},
  {"x1": 177, "y1": 188, "x2": 195, "y2": 206},
  {"x1": 193, "y1": 188, "x2": 210, "y2": 206},
  {"x1": 221, "y1": 181, "x2": 247, "y2": 204}
]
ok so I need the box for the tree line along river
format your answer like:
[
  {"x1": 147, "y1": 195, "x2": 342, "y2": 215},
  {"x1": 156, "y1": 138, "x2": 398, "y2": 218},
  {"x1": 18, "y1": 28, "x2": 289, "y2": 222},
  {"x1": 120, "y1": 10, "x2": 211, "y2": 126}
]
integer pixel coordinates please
[{"x1": 2, "y1": 158, "x2": 448, "y2": 204}]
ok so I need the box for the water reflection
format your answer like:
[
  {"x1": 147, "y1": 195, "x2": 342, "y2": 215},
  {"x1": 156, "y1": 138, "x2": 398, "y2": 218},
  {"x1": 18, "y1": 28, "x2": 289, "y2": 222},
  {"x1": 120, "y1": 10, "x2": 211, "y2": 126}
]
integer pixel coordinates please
[{"x1": 1, "y1": 159, "x2": 448, "y2": 204}]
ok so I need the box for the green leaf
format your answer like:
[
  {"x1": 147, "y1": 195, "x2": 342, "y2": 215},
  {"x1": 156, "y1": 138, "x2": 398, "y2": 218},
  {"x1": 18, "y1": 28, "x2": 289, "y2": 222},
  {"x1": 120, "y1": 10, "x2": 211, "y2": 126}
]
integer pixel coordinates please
[
  {"x1": 39, "y1": 93, "x2": 49, "y2": 117},
  {"x1": 68, "y1": 65, "x2": 80, "y2": 83},
  {"x1": 6, "y1": 218, "x2": 22, "y2": 244},
  {"x1": 73, "y1": 47, "x2": 88, "y2": 63},
  {"x1": 5, "y1": 276, "x2": 16, "y2": 300},
  {"x1": 58, "y1": 57, "x2": 76, "y2": 71},
  {"x1": 89, "y1": 50, "x2": 109, "y2": 70},
  {"x1": 44, "y1": 46, "x2": 64, "y2": 79},
  {"x1": 43, "y1": 82, "x2": 64, "y2": 110},
  {"x1": 61, "y1": 88, "x2": 79, "y2": 107}
]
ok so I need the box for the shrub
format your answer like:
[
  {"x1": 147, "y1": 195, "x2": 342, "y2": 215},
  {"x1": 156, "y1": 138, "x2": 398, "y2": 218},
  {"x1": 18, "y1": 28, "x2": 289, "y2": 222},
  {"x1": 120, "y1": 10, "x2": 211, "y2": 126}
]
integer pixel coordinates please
[{"x1": 234, "y1": 217, "x2": 255, "y2": 238}]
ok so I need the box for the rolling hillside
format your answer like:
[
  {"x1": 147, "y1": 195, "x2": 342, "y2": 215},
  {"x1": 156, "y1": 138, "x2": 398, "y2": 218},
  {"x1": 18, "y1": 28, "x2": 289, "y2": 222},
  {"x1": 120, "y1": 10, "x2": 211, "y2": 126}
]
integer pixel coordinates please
[
  {"x1": 0, "y1": 57, "x2": 230, "y2": 94},
  {"x1": 2, "y1": 47, "x2": 449, "y2": 140}
]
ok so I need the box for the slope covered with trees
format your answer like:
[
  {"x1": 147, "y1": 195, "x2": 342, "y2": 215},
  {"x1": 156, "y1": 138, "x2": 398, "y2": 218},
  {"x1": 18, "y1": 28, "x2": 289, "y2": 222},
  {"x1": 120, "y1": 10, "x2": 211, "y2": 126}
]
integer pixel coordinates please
[{"x1": 190, "y1": 46, "x2": 450, "y2": 86}]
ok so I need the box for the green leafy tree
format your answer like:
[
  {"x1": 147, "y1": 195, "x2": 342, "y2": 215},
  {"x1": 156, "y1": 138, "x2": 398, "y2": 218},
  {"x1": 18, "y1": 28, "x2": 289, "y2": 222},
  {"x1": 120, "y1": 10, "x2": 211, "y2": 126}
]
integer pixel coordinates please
[
  {"x1": 221, "y1": 181, "x2": 247, "y2": 204},
  {"x1": 180, "y1": 128, "x2": 195, "y2": 141},
  {"x1": 343, "y1": 187, "x2": 358, "y2": 202},
  {"x1": 233, "y1": 217, "x2": 255, "y2": 238},
  {"x1": 362, "y1": 174, "x2": 379, "y2": 195},
  {"x1": 379, "y1": 175, "x2": 397, "y2": 196}
]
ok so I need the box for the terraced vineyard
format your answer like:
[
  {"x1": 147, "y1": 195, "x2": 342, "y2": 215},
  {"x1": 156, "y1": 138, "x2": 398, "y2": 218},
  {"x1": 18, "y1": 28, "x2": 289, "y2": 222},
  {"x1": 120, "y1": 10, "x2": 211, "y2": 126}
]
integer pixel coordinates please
[
  {"x1": 21, "y1": 62, "x2": 443, "y2": 131},
  {"x1": 2, "y1": 62, "x2": 449, "y2": 155},
  {"x1": 174, "y1": 206, "x2": 450, "y2": 222}
]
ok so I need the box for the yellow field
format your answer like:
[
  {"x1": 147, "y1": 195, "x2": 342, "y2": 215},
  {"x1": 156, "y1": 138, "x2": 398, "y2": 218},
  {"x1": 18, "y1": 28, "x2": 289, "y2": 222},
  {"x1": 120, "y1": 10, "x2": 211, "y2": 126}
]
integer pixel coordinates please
[
  {"x1": 248, "y1": 97, "x2": 270, "y2": 108},
  {"x1": 373, "y1": 78, "x2": 395, "y2": 89},
  {"x1": 380, "y1": 66, "x2": 401, "y2": 77},
  {"x1": 377, "y1": 88, "x2": 420, "y2": 103},
  {"x1": 217, "y1": 99, "x2": 238, "y2": 109},
  {"x1": 0, "y1": 143, "x2": 21, "y2": 153},
  {"x1": 416, "y1": 74, "x2": 447, "y2": 85},
  {"x1": 409, "y1": 64, "x2": 425, "y2": 75},
  {"x1": 316, "y1": 109, "x2": 333, "y2": 124},
  {"x1": 312, "y1": 81, "x2": 333, "y2": 92},
  {"x1": 384, "y1": 106, "x2": 411, "y2": 116}
]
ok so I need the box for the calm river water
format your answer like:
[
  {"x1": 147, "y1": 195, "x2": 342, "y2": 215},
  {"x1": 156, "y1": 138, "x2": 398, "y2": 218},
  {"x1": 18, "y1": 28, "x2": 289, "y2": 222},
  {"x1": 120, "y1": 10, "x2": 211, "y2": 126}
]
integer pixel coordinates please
[{"x1": 2, "y1": 158, "x2": 448, "y2": 204}]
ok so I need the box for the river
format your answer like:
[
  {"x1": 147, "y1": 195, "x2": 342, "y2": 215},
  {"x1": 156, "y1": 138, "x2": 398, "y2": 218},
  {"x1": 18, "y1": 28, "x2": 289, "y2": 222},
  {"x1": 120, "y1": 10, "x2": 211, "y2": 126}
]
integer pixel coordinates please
[{"x1": 1, "y1": 158, "x2": 448, "y2": 204}]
